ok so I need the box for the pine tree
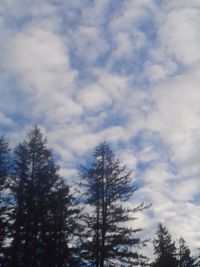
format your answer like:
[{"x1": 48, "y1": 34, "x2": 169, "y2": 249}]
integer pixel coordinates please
[
  {"x1": 194, "y1": 254, "x2": 200, "y2": 267},
  {"x1": 8, "y1": 126, "x2": 80, "y2": 267},
  {"x1": 152, "y1": 223, "x2": 178, "y2": 267},
  {"x1": 47, "y1": 179, "x2": 81, "y2": 267},
  {"x1": 178, "y1": 237, "x2": 196, "y2": 267},
  {"x1": 80, "y1": 142, "x2": 149, "y2": 267},
  {"x1": 0, "y1": 136, "x2": 11, "y2": 265}
]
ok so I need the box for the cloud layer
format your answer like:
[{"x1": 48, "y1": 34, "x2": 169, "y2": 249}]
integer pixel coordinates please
[{"x1": 0, "y1": 0, "x2": 200, "y2": 256}]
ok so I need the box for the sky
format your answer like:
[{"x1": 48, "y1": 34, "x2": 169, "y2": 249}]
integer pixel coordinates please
[{"x1": 0, "y1": 0, "x2": 200, "y2": 258}]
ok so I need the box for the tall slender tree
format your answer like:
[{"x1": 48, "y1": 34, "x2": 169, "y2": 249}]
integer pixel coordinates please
[
  {"x1": 8, "y1": 126, "x2": 80, "y2": 267},
  {"x1": 178, "y1": 237, "x2": 196, "y2": 267},
  {"x1": 152, "y1": 223, "x2": 178, "y2": 267},
  {"x1": 0, "y1": 136, "x2": 11, "y2": 265},
  {"x1": 80, "y1": 142, "x2": 149, "y2": 267},
  {"x1": 47, "y1": 179, "x2": 81, "y2": 267}
]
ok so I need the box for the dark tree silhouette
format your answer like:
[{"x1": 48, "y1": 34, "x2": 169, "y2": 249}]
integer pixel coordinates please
[
  {"x1": 8, "y1": 126, "x2": 80, "y2": 267},
  {"x1": 0, "y1": 136, "x2": 11, "y2": 265},
  {"x1": 152, "y1": 223, "x2": 178, "y2": 267},
  {"x1": 178, "y1": 237, "x2": 197, "y2": 267},
  {"x1": 80, "y1": 142, "x2": 149, "y2": 267},
  {"x1": 48, "y1": 179, "x2": 81, "y2": 267}
]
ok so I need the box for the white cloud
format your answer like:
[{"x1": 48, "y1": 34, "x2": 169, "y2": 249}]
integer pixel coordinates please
[
  {"x1": 112, "y1": 30, "x2": 146, "y2": 60},
  {"x1": 172, "y1": 179, "x2": 200, "y2": 202},
  {"x1": 7, "y1": 25, "x2": 76, "y2": 91},
  {"x1": 77, "y1": 69, "x2": 129, "y2": 113},
  {"x1": 117, "y1": 148, "x2": 137, "y2": 170},
  {"x1": 145, "y1": 61, "x2": 177, "y2": 81},
  {"x1": 78, "y1": 85, "x2": 111, "y2": 110},
  {"x1": 0, "y1": 112, "x2": 14, "y2": 127},
  {"x1": 71, "y1": 25, "x2": 109, "y2": 65},
  {"x1": 109, "y1": 0, "x2": 154, "y2": 34},
  {"x1": 146, "y1": 69, "x2": 200, "y2": 175},
  {"x1": 158, "y1": 8, "x2": 200, "y2": 66},
  {"x1": 1, "y1": 0, "x2": 200, "y2": 257},
  {"x1": 5, "y1": 23, "x2": 82, "y2": 123}
]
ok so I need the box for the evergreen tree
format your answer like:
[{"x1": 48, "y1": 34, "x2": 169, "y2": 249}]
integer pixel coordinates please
[
  {"x1": 194, "y1": 254, "x2": 200, "y2": 267},
  {"x1": 0, "y1": 136, "x2": 11, "y2": 265},
  {"x1": 80, "y1": 142, "x2": 149, "y2": 267},
  {"x1": 8, "y1": 126, "x2": 80, "y2": 267},
  {"x1": 178, "y1": 237, "x2": 196, "y2": 267},
  {"x1": 47, "y1": 179, "x2": 81, "y2": 267},
  {"x1": 152, "y1": 223, "x2": 178, "y2": 267}
]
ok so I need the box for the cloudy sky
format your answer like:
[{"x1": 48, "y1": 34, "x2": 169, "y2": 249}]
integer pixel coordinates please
[{"x1": 0, "y1": 0, "x2": 200, "y2": 257}]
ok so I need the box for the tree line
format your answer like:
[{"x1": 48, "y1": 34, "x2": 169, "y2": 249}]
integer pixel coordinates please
[{"x1": 0, "y1": 126, "x2": 199, "y2": 266}]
